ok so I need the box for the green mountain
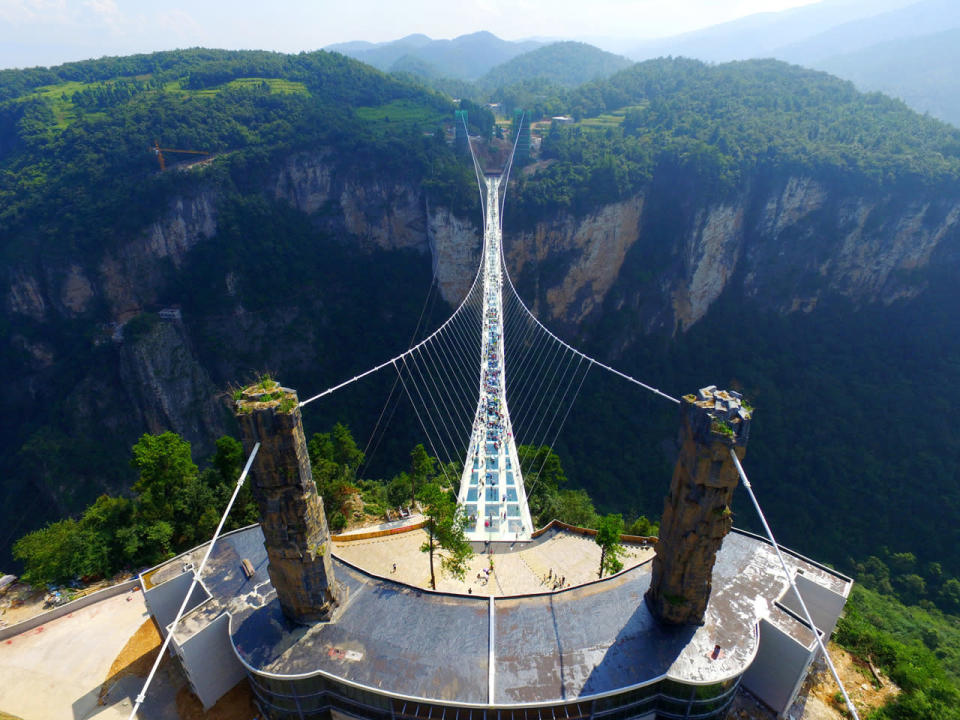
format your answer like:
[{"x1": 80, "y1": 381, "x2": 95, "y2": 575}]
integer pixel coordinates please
[
  {"x1": 503, "y1": 58, "x2": 960, "y2": 597},
  {"x1": 479, "y1": 42, "x2": 632, "y2": 89},
  {"x1": 0, "y1": 48, "x2": 475, "y2": 559}
]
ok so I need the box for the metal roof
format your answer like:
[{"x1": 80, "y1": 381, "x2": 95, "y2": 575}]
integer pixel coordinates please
[{"x1": 163, "y1": 526, "x2": 850, "y2": 707}]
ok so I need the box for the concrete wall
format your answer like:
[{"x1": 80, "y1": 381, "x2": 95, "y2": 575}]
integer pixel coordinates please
[
  {"x1": 0, "y1": 579, "x2": 139, "y2": 642},
  {"x1": 177, "y1": 613, "x2": 246, "y2": 709},
  {"x1": 143, "y1": 571, "x2": 210, "y2": 635},
  {"x1": 742, "y1": 617, "x2": 816, "y2": 717},
  {"x1": 781, "y1": 572, "x2": 848, "y2": 641}
]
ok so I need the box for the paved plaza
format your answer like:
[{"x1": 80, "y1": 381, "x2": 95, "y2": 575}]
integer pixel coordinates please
[
  {"x1": 332, "y1": 527, "x2": 655, "y2": 594},
  {"x1": 0, "y1": 588, "x2": 152, "y2": 720}
]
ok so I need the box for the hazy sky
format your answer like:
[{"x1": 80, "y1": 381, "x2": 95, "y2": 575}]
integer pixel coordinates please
[{"x1": 0, "y1": 0, "x2": 825, "y2": 70}]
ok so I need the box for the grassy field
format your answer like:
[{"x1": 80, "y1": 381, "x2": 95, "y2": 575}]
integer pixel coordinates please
[
  {"x1": 578, "y1": 104, "x2": 648, "y2": 129},
  {"x1": 20, "y1": 80, "x2": 89, "y2": 129},
  {"x1": 184, "y1": 77, "x2": 309, "y2": 97},
  {"x1": 17, "y1": 76, "x2": 309, "y2": 132},
  {"x1": 354, "y1": 98, "x2": 447, "y2": 131}
]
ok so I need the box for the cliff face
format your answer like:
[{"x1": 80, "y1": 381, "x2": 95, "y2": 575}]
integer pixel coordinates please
[
  {"x1": 118, "y1": 320, "x2": 226, "y2": 449},
  {"x1": 506, "y1": 175, "x2": 960, "y2": 336},
  {"x1": 508, "y1": 197, "x2": 644, "y2": 324},
  {"x1": 0, "y1": 150, "x2": 481, "y2": 528},
  {"x1": 5, "y1": 150, "x2": 960, "y2": 564},
  {"x1": 99, "y1": 192, "x2": 219, "y2": 321}
]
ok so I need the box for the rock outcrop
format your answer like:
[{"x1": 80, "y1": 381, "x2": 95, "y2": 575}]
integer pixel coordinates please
[
  {"x1": 646, "y1": 386, "x2": 751, "y2": 625},
  {"x1": 506, "y1": 174, "x2": 960, "y2": 335},
  {"x1": 235, "y1": 383, "x2": 342, "y2": 623},
  {"x1": 118, "y1": 319, "x2": 227, "y2": 458}
]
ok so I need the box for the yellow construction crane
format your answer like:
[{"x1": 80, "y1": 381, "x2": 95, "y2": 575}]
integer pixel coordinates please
[{"x1": 152, "y1": 141, "x2": 211, "y2": 171}]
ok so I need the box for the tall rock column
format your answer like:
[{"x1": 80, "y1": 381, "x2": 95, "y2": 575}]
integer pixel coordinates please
[
  {"x1": 646, "y1": 386, "x2": 751, "y2": 625},
  {"x1": 235, "y1": 379, "x2": 342, "y2": 624}
]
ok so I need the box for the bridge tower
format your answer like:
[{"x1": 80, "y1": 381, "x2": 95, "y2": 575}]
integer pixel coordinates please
[
  {"x1": 234, "y1": 380, "x2": 344, "y2": 623},
  {"x1": 455, "y1": 175, "x2": 535, "y2": 542},
  {"x1": 646, "y1": 386, "x2": 751, "y2": 624}
]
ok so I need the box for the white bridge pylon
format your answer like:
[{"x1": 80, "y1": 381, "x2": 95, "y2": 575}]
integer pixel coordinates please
[{"x1": 456, "y1": 174, "x2": 535, "y2": 542}]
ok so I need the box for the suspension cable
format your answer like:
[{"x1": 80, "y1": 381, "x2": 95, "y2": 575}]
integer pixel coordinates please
[
  {"x1": 730, "y1": 450, "x2": 861, "y2": 720},
  {"x1": 394, "y1": 359, "x2": 453, "y2": 488},
  {"x1": 498, "y1": 258, "x2": 679, "y2": 405},
  {"x1": 299, "y1": 265, "x2": 483, "y2": 408},
  {"x1": 128, "y1": 442, "x2": 260, "y2": 720}
]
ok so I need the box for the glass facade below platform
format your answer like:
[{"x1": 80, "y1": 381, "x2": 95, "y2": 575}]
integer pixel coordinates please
[{"x1": 246, "y1": 671, "x2": 741, "y2": 720}]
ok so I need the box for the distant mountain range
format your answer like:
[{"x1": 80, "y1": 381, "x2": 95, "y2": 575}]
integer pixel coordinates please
[
  {"x1": 623, "y1": 0, "x2": 919, "y2": 63},
  {"x1": 325, "y1": 31, "x2": 544, "y2": 81},
  {"x1": 325, "y1": 33, "x2": 632, "y2": 94},
  {"x1": 326, "y1": 0, "x2": 960, "y2": 126},
  {"x1": 620, "y1": 0, "x2": 960, "y2": 126},
  {"x1": 813, "y1": 27, "x2": 960, "y2": 125}
]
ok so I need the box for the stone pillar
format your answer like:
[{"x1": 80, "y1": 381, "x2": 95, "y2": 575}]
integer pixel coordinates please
[
  {"x1": 234, "y1": 380, "x2": 343, "y2": 624},
  {"x1": 645, "y1": 385, "x2": 751, "y2": 625}
]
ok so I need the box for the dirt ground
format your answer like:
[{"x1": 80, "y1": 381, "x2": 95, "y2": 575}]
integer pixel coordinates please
[
  {"x1": 98, "y1": 616, "x2": 258, "y2": 720},
  {"x1": 791, "y1": 643, "x2": 899, "y2": 719},
  {"x1": 175, "y1": 682, "x2": 257, "y2": 720},
  {"x1": 726, "y1": 642, "x2": 899, "y2": 720},
  {"x1": 0, "y1": 584, "x2": 53, "y2": 627},
  {"x1": 98, "y1": 619, "x2": 164, "y2": 702}
]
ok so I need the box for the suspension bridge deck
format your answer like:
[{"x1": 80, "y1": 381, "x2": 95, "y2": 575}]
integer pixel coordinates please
[{"x1": 456, "y1": 175, "x2": 534, "y2": 542}]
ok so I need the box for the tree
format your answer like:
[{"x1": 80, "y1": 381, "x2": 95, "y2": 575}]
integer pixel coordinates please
[
  {"x1": 518, "y1": 444, "x2": 570, "y2": 526},
  {"x1": 409, "y1": 444, "x2": 435, "y2": 509},
  {"x1": 939, "y1": 578, "x2": 960, "y2": 613},
  {"x1": 417, "y1": 482, "x2": 473, "y2": 590},
  {"x1": 12, "y1": 519, "x2": 87, "y2": 585},
  {"x1": 130, "y1": 432, "x2": 221, "y2": 548},
  {"x1": 551, "y1": 489, "x2": 598, "y2": 528},
  {"x1": 79, "y1": 494, "x2": 135, "y2": 575},
  {"x1": 595, "y1": 513, "x2": 625, "y2": 578},
  {"x1": 386, "y1": 472, "x2": 413, "y2": 509},
  {"x1": 627, "y1": 515, "x2": 659, "y2": 537},
  {"x1": 130, "y1": 432, "x2": 199, "y2": 525},
  {"x1": 308, "y1": 424, "x2": 364, "y2": 520},
  {"x1": 203, "y1": 436, "x2": 259, "y2": 529}
]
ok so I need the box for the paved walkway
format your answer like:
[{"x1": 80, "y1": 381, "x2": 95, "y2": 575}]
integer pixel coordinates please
[{"x1": 333, "y1": 528, "x2": 654, "y2": 595}]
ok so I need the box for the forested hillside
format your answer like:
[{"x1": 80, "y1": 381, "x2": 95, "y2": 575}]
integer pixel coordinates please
[
  {"x1": 3, "y1": 48, "x2": 960, "y2": 639},
  {"x1": 0, "y1": 48, "x2": 477, "y2": 560}
]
